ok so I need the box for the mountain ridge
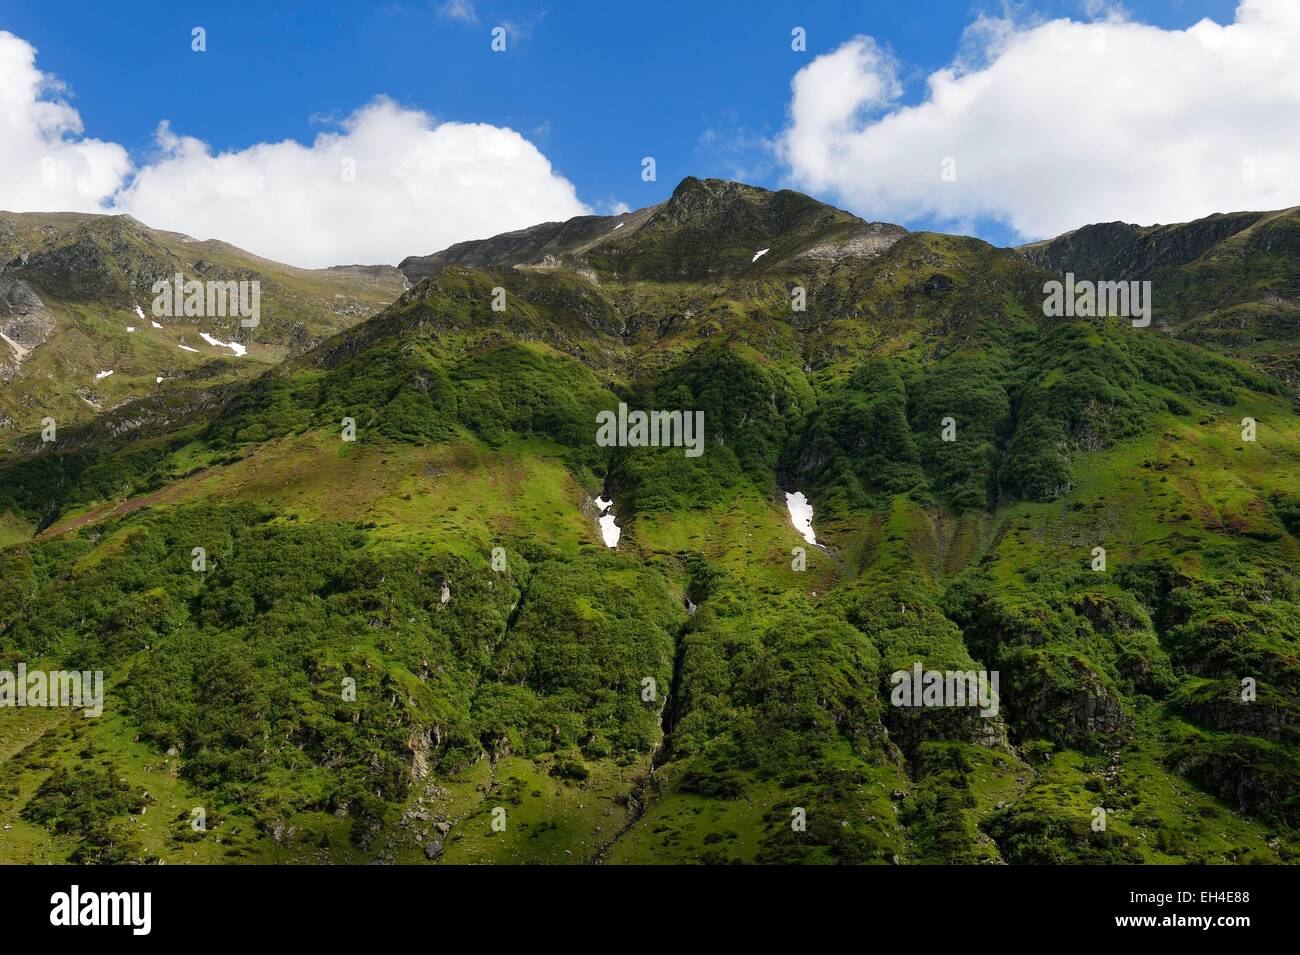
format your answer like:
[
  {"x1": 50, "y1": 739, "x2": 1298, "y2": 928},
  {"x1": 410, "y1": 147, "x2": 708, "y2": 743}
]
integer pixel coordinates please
[
  {"x1": 1019, "y1": 204, "x2": 1300, "y2": 398},
  {"x1": 399, "y1": 176, "x2": 909, "y2": 285},
  {"x1": 0, "y1": 210, "x2": 406, "y2": 441}
]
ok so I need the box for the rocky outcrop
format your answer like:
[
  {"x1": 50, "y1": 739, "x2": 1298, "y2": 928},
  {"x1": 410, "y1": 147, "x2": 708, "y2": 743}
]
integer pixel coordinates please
[
  {"x1": 1169, "y1": 733, "x2": 1299, "y2": 822},
  {"x1": 1172, "y1": 678, "x2": 1300, "y2": 745},
  {"x1": 998, "y1": 647, "x2": 1133, "y2": 750},
  {"x1": 0, "y1": 277, "x2": 55, "y2": 381},
  {"x1": 794, "y1": 221, "x2": 907, "y2": 262},
  {"x1": 1018, "y1": 210, "x2": 1267, "y2": 281}
]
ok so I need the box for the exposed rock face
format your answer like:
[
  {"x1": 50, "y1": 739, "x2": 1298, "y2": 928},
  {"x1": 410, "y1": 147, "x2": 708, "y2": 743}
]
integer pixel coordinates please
[
  {"x1": 1017, "y1": 210, "x2": 1267, "y2": 281},
  {"x1": 409, "y1": 725, "x2": 431, "y2": 781},
  {"x1": 649, "y1": 176, "x2": 833, "y2": 233},
  {"x1": 1000, "y1": 650, "x2": 1133, "y2": 751},
  {"x1": 1173, "y1": 679, "x2": 1300, "y2": 745},
  {"x1": 794, "y1": 221, "x2": 907, "y2": 261},
  {"x1": 0, "y1": 278, "x2": 55, "y2": 381},
  {"x1": 1170, "y1": 736, "x2": 1300, "y2": 822},
  {"x1": 883, "y1": 702, "x2": 1010, "y2": 756}
]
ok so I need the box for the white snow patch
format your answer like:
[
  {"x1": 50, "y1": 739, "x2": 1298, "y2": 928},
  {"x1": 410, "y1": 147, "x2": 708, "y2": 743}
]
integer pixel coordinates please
[
  {"x1": 785, "y1": 491, "x2": 817, "y2": 545},
  {"x1": 134, "y1": 306, "x2": 145, "y2": 321},
  {"x1": 95, "y1": 370, "x2": 113, "y2": 380},
  {"x1": 200, "y1": 332, "x2": 247, "y2": 357},
  {"x1": 612, "y1": 222, "x2": 624, "y2": 231},
  {"x1": 155, "y1": 377, "x2": 164, "y2": 384},
  {"x1": 151, "y1": 321, "x2": 162, "y2": 329},
  {"x1": 126, "y1": 326, "x2": 135, "y2": 332},
  {"x1": 178, "y1": 344, "x2": 199, "y2": 353},
  {"x1": 594, "y1": 495, "x2": 620, "y2": 548},
  {"x1": 752, "y1": 248, "x2": 769, "y2": 262}
]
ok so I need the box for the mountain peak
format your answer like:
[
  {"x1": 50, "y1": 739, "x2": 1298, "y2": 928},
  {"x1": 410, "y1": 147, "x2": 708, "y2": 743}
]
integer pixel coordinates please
[
  {"x1": 400, "y1": 176, "x2": 906, "y2": 284},
  {"x1": 663, "y1": 175, "x2": 766, "y2": 206},
  {"x1": 654, "y1": 176, "x2": 850, "y2": 229}
]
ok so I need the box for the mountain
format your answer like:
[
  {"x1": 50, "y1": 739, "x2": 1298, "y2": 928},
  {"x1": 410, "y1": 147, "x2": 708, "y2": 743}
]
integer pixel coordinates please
[
  {"x1": 0, "y1": 179, "x2": 1295, "y2": 865},
  {"x1": 400, "y1": 177, "x2": 908, "y2": 285},
  {"x1": 0, "y1": 211, "x2": 405, "y2": 442},
  {"x1": 1020, "y1": 206, "x2": 1300, "y2": 398}
]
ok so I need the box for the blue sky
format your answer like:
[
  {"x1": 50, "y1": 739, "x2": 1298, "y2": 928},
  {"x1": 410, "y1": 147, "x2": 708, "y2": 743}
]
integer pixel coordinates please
[{"x1": 3, "y1": 0, "x2": 1284, "y2": 265}]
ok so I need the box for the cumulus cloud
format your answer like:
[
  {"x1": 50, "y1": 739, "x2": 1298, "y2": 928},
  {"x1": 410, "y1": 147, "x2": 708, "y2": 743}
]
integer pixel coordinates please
[
  {"x1": 115, "y1": 99, "x2": 589, "y2": 267},
  {"x1": 777, "y1": 0, "x2": 1300, "y2": 241},
  {"x1": 0, "y1": 31, "x2": 131, "y2": 213},
  {"x1": 0, "y1": 31, "x2": 588, "y2": 267}
]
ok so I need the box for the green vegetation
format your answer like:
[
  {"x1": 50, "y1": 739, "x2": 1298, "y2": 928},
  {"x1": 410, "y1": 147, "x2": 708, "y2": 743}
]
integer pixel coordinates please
[
  {"x1": 0, "y1": 210, "x2": 403, "y2": 443},
  {"x1": 0, "y1": 179, "x2": 1296, "y2": 864}
]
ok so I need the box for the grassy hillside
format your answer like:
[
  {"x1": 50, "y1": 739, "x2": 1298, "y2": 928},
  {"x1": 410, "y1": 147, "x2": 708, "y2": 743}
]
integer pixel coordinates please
[
  {"x1": 0, "y1": 211, "x2": 405, "y2": 443},
  {"x1": 0, "y1": 179, "x2": 1295, "y2": 864}
]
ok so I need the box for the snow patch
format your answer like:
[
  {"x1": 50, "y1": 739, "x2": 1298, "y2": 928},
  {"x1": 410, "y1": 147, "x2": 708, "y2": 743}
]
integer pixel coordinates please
[
  {"x1": 752, "y1": 248, "x2": 769, "y2": 262},
  {"x1": 594, "y1": 495, "x2": 620, "y2": 548},
  {"x1": 178, "y1": 344, "x2": 199, "y2": 353},
  {"x1": 95, "y1": 370, "x2": 113, "y2": 380},
  {"x1": 200, "y1": 332, "x2": 247, "y2": 357},
  {"x1": 151, "y1": 321, "x2": 162, "y2": 329},
  {"x1": 0, "y1": 332, "x2": 30, "y2": 361},
  {"x1": 134, "y1": 306, "x2": 145, "y2": 321},
  {"x1": 785, "y1": 491, "x2": 817, "y2": 545}
]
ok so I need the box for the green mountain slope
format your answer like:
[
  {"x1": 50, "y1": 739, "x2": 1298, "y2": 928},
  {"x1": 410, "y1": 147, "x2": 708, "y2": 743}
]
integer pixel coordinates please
[
  {"x1": 0, "y1": 211, "x2": 406, "y2": 446},
  {"x1": 0, "y1": 179, "x2": 1295, "y2": 865},
  {"x1": 1021, "y1": 205, "x2": 1300, "y2": 399}
]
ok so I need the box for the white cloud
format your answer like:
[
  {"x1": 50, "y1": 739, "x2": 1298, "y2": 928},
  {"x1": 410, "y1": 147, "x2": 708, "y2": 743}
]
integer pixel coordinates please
[
  {"x1": 438, "y1": 1, "x2": 478, "y2": 25},
  {"x1": 0, "y1": 31, "x2": 588, "y2": 268},
  {"x1": 0, "y1": 31, "x2": 131, "y2": 212},
  {"x1": 777, "y1": 0, "x2": 1300, "y2": 241},
  {"x1": 115, "y1": 99, "x2": 589, "y2": 267}
]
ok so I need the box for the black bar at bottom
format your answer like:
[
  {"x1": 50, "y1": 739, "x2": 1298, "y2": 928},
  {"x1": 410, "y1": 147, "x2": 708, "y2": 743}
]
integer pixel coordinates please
[{"x1": 0, "y1": 862, "x2": 1284, "y2": 941}]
